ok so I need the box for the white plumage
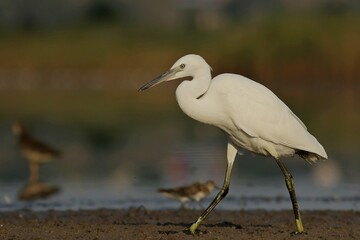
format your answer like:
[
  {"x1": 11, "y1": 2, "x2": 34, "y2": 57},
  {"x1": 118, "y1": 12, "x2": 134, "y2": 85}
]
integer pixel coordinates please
[
  {"x1": 171, "y1": 55, "x2": 327, "y2": 162},
  {"x1": 198, "y1": 73, "x2": 326, "y2": 162},
  {"x1": 139, "y1": 54, "x2": 327, "y2": 234}
]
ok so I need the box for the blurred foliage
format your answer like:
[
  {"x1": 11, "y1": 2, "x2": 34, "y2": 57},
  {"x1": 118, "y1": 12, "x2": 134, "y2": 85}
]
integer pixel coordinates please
[
  {"x1": 0, "y1": 12, "x2": 358, "y2": 148},
  {"x1": 0, "y1": 3, "x2": 359, "y2": 182},
  {"x1": 0, "y1": 12, "x2": 358, "y2": 80}
]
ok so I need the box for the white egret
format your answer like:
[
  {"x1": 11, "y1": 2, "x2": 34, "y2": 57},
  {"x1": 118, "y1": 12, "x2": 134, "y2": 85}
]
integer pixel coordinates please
[{"x1": 139, "y1": 54, "x2": 327, "y2": 234}]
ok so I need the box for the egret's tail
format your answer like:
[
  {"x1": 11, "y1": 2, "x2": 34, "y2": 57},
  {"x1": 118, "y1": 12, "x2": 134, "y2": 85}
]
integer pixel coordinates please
[
  {"x1": 296, "y1": 132, "x2": 328, "y2": 164},
  {"x1": 296, "y1": 150, "x2": 327, "y2": 164}
]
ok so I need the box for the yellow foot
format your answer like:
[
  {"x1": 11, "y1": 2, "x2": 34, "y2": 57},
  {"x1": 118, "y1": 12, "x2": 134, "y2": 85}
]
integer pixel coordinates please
[
  {"x1": 189, "y1": 223, "x2": 199, "y2": 234},
  {"x1": 296, "y1": 218, "x2": 304, "y2": 234}
]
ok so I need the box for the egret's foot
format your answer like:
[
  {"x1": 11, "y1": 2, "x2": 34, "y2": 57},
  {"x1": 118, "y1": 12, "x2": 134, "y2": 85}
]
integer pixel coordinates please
[
  {"x1": 296, "y1": 218, "x2": 304, "y2": 234},
  {"x1": 189, "y1": 216, "x2": 204, "y2": 234},
  {"x1": 184, "y1": 227, "x2": 207, "y2": 235},
  {"x1": 189, "y1": 223, "x2": 199, "y2": 235},
  {"x1": 292, "y1": 230, "x2": 307, "y2": 236}
]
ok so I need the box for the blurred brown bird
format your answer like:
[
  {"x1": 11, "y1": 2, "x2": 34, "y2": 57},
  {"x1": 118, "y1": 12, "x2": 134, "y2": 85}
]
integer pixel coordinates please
[
  {"x1": 18, "y1": 181, "x2": 60, "y2": 201},
  {"x1": 158, "y1": 180, "x2": 217, "y2": 208},
  {"x1": 12, "y1": 122, "x2": 61, "y2": 183}
]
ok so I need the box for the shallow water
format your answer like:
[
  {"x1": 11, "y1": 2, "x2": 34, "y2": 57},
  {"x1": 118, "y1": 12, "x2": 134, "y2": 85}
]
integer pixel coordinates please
[
  {"x1": 0, "y1": 179, "x2": 358, "y2": 212},
  {"x1": 1, "y1": 119, "x2": 359, "y2": 213}
]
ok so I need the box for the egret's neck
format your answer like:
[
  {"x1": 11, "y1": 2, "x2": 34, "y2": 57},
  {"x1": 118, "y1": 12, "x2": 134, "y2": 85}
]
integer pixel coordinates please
[{"x1": 175, "y1": 68, "x2": 213, "y2": 124}]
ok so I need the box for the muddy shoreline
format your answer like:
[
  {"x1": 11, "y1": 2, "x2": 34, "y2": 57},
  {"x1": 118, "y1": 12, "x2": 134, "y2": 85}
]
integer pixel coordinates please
[{"x1": 0, "y1": 209, "x2": 359, "y2": 239}]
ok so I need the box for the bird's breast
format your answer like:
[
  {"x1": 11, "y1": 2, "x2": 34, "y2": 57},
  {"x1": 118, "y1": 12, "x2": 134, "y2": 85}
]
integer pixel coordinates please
[{"x1": 227, "y1": 129, "x2": 296, "y2": 158}]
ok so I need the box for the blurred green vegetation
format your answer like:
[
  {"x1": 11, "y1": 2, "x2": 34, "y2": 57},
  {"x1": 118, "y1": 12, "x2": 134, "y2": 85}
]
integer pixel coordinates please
[
  {"x1": 0, "y1": 12, "x2": 358, "y2": 78},
  {"x1": 0, "y1": 12, "x2": 358, "y2": 150},
  {"x1": 0, "y1": 6, "x2": 359, "y2": 184}
]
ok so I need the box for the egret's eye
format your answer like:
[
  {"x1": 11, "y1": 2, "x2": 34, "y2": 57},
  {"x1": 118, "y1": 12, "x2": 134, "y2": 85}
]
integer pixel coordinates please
[{"x1": 180, "y1": 64, "x2": 186, "y2": 69}]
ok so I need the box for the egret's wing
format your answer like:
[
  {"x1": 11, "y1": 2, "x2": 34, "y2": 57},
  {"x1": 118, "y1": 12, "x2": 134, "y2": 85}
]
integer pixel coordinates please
[{"x1": 214, "y1": 74, "x2": 326, "y2": 158}]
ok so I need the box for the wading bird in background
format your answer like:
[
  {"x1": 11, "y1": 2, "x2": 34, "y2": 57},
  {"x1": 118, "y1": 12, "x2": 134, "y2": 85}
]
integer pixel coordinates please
[
  {"x1": 158, "y1": 180, "x2": 217, "y2": 209},
  {"x1": 139, "y1": 54, "x2": 327, "y2": 234},
  {"x1": 12, "y1": 122, "x2": 61, "y2": 183}
]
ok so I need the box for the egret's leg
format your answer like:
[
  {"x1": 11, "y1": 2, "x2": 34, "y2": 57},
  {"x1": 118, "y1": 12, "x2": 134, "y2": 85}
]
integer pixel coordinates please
[
  {"x1": 274, "y1": 158, "x2": 304, "y2": 234},
  {"x1": 189, "y1": 141, "x2": 237, "y2": 234}
]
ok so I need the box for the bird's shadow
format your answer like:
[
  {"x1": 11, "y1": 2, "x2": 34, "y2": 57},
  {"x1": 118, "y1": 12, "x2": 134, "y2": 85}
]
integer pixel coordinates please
[
  {"x1": 156, "y1": 222, "x2": 188, "y2": 227},
  {"x1": 157, "y1": 221, "x2": 242, "y2": 235}
]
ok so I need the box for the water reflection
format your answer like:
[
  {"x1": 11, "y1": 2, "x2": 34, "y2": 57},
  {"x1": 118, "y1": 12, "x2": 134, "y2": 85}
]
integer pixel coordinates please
[
  {"x1": 18, "y1": 181, "x2": 60, "y2": 201},
  {"x1": 0, "y1": 180, "x2": 358, "y2": 211},
  {"x1": 311, "y1": 159, "x2": 343, "y2": 187}
]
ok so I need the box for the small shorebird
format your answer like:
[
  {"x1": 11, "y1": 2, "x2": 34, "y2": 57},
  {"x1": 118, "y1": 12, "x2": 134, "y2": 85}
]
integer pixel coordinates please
[
  {"x1": 158, "y1": 180, "x2": 217, "y2": 208},
  {"x1": 12, "y1": 122, "x2": 61, "y2": 183}
]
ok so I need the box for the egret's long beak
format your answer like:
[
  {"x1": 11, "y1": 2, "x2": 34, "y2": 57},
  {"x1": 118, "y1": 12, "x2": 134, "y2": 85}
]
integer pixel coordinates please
[{"x1": 138, "y1": 68, "x2": 178, "y2": 91}]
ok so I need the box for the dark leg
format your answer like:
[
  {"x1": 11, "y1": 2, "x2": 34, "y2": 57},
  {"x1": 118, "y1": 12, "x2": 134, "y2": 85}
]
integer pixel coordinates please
[
  {"x1": 189, "y1": 141, "x2": 237, "y2": 234},
  {"x1": 29, "y1": 162, "x2": 39, "y2": 183},
  {"x1": 274, "y1": 158, "x2": 304, "y2": 233}
]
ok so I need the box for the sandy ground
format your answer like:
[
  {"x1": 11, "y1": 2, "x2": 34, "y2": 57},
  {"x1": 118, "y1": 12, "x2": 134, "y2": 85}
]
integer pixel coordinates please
[{"x1": 0, "y1": 208, "x2": 359, "y2": 240}]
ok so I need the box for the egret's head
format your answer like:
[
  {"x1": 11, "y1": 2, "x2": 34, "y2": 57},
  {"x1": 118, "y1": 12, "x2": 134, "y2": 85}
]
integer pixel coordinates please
[{"x1": 138, "y1": 54, "x2": 211, "y2": 91}]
